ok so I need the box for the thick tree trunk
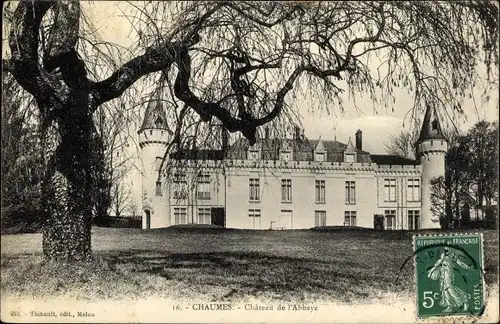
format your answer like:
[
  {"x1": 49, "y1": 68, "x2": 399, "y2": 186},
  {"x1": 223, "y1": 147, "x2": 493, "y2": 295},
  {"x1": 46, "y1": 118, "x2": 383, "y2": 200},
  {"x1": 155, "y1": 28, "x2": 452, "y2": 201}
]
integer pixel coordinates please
[
  {"x1": 42, "y1": 170, "x2": 92, "y2": 260},
  {"x1": 40, "y1": 91, "x2": 93, "y2": 261}
]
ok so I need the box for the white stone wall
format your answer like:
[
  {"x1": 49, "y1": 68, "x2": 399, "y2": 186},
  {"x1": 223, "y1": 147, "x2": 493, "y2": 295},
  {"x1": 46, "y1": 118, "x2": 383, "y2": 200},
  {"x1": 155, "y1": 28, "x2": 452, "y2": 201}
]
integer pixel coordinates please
[
  {"x1": 167, "y1": 162, "x2": 226, "y2": 225},
  {"x1": 419, "y1": 139, "x2": 448, "y2": 229},
  {"x1": 223, "y1": 161, "x2": 418, "y2": 230},
  {"x1": 142, "y1": 154, "x2": 436, "y2": 231},
  {"x1": 375, "y1": 165, "x2": 423, "y2": 229},
  {"x1": 139, "y1": 128, "x2": 171, "y2": 229}
]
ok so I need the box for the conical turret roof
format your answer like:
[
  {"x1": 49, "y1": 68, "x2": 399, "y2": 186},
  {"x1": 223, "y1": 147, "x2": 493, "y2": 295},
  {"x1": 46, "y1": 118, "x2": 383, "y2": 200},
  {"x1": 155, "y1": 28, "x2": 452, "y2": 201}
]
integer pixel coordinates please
[
  {"x1": 139, "y1": 99, "x2": 169, "y2": 132},
  {"x1": 416, "y1": 104, "x2": 446, "y2": 143}
]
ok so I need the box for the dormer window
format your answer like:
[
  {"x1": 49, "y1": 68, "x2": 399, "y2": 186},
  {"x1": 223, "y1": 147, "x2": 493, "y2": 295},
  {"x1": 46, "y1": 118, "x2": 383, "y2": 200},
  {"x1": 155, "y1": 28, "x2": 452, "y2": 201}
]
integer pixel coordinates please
[
  {"x1": 154, "y1": 116, "x2": 163, "y2": 128},
  {"x1": 249, "y1": 150, "x2": 259, "y2": 160},
  {"x1": 431, "y1": 119, "x2": 439, "y2": 131},
  {"x1": 281, "y1": 151, "x2": 291, "y2": 161},
  {"x1": 343, "y1": 136, "x2": 357, "y2": 163},
  {"x1": 315, "y1": 152, "x2": 325, "y2": 162},
  {"x1": 345, "y1": 154, "x2": 354, "y2": 163}
]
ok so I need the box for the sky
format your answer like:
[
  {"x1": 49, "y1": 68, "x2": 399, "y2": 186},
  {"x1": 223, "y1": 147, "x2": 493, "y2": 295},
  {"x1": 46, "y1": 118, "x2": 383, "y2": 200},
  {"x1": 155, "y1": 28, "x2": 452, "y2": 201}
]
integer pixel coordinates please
[
  {"x1": 83, "y1": 2, "x2": 498, "y2": 155},
  {"x1": 79, "y1": 2, "x2": 500, "y2": 212},
  {"x1": 6, "y1": 2, "x2": 498, "y2": 213}
]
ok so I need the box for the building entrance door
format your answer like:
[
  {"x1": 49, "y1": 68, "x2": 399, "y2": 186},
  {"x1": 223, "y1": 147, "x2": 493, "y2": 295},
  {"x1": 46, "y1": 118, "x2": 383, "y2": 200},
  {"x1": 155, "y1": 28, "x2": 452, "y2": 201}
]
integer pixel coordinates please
[
  {"x1": 280, "y1": 210, "x2": 293, "y2": 229},
  {"x1": 211, "y1": 207, "x2": 225, "y2": 228},
  {"x1": 373, "y1": 214, "x2": 384, "y2": 230}
]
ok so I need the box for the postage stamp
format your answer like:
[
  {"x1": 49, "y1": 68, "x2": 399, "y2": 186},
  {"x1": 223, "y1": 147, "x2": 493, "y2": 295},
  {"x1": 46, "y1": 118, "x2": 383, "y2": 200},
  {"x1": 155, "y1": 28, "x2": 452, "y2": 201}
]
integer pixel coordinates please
[{"x1": 413, "y1": 233, "x2": 485, "y2": 318}]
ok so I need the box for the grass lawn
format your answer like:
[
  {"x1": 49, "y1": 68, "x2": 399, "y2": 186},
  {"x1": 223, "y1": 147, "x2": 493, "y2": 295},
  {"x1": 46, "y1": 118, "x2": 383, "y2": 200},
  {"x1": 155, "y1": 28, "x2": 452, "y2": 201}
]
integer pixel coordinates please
[{"x1": 1, "y1": 227, "x2": 498, "y2": 303}]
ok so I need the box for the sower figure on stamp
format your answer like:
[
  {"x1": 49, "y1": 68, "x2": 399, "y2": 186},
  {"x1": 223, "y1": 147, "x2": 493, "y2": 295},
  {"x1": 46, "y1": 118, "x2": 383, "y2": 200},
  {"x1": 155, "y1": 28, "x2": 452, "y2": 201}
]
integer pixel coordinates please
[{"x1": 427, "y1": 247, "x2": 473, "y2": 313}]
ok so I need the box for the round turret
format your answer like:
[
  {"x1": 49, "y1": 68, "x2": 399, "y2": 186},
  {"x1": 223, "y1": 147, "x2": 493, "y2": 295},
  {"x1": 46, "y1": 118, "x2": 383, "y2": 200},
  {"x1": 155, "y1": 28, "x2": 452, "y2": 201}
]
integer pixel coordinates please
[
  {"x1": 138, "y1": 100, "x2": 172, "y2": 229},
  {"x1": 416, "y1": 105, "x2": 448, "y2": 229}
]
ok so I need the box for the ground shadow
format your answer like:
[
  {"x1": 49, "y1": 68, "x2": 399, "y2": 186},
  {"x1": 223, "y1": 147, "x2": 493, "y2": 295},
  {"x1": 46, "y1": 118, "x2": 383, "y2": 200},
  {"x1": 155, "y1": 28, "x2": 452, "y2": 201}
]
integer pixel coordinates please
[{"x1": 98, "y1": 249, "x2": 412, "y2": 301}]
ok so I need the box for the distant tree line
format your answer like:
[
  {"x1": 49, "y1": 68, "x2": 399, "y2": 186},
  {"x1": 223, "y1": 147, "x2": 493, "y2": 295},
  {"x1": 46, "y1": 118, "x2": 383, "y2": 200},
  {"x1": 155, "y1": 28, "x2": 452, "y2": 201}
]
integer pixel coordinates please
[
  {"x1": 430, "y1": 121, "x2": 498, "y2": 229},
  {"x1": 386, "y1": 120, "x2": 498, "y2": 229},
  {"x1": 1, "y1": 75, "x2": 43, "y2": 233},
  {"x1": 1, "y1": 75, "x2": 136, "y2": 234}
]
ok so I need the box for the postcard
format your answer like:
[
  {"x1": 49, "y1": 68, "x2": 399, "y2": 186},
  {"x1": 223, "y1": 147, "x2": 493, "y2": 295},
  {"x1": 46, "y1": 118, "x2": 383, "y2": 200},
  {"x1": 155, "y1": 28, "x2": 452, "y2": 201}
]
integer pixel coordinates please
[{"x1": 2, "y1": 1, "x2": 499, "y2": 323}]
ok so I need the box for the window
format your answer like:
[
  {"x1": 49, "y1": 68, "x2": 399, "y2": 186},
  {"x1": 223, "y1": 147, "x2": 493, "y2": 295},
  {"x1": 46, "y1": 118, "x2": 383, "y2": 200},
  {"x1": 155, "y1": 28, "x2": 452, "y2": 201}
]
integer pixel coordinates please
[
  {"x1": 196, "y1": 191, "x2": 211, "y2": 200},
  {"x1": 173, "y1": 190, "x2": 187, "y2": 199},
  {"x1": 281, "y1": 151, "x2": 291, "y2": 161},
  {"x1": 197, "y1": 172, "x2": 211, "y2": 200},
  {"x1": 384, "y1": 179, "x2": 397, "y2": 202},
  {"x1": 154, "y1": 157, "x2": 163, "y2": 171},
  {"x1": 345, "y1": 181, "x2": 356, "y2": 204},
  {"x1": 344, "y1": 211, "x2": 357, "y2": 226},
  {"x1": 385, "y1": 210, "x2": 396, "y2": 230},
  {"x1": 198, "y1": 208, "x2": 211, "y2": 225},
  {"x1": 249, "y1": 209, "x2": 261, "y2": 229},
  {"x1": 155, "y1": 181, "x2": 162, "y2": 196},
  {"x1": 249, "y1": 150, "x2": 259, "y2": 160},
  {"x1": 315, "y1": 152, "x2": 325, "y2": 162},
  {"x1": 174, "y1": 207, "x2": 188, "y2": 225},
  {"x1": 431, "y1": 119, "x2": 439, "y2": 131},
  {"x1": 154, "y1": 116, "x2": 164, "y2": 128},
  {"x1": 173, "y1": 173, "x2": 186, "y2": 183},
  {"x1": 315, "y1": 211, "x2": 326, "y2": 227},
  {"x1": 315, "y1": 180, "x2": 325, "y2": 203},
  {"x1": 407, "y1": 179, "x2": 420, "y2": 202},
  {"x1": 249, "y1": 209, "x2": 261, "y2": 218},
  {"x1": 345, "y1": 154, "x2": 354, "y2": 163},
  {"x1": 281, "y1": 179, "x2": 292, "y2": 202},
  {"x1": 408, "y1": 210, "x2": 420, "y2": 230},
  {"x1": 197, "y1": 172, "x2": 211, "y2": 183},
  {"x1": 249, "y1": 178, "x2": 260, "y2": 201}
]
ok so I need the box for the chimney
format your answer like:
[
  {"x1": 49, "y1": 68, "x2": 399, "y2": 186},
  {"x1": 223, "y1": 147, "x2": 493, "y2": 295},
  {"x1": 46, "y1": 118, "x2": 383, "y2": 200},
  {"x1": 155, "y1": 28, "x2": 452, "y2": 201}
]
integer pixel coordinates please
[{"x1": 355, "y1": 129, "x2": 362, "y2": 150}]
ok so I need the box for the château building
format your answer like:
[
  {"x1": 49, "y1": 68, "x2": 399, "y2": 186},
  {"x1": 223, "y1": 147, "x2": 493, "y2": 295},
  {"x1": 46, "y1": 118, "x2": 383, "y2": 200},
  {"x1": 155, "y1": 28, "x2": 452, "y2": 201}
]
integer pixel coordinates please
[{"x1": 138, "y1": 102, "x2": 447, "y2": 230}]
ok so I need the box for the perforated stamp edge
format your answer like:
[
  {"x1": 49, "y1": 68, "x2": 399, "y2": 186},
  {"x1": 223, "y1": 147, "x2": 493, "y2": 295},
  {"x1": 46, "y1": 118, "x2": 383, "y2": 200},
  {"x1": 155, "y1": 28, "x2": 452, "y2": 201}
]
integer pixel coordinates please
[{"x1": 412, "y1": 232, "x2": 487, "y2": 323}]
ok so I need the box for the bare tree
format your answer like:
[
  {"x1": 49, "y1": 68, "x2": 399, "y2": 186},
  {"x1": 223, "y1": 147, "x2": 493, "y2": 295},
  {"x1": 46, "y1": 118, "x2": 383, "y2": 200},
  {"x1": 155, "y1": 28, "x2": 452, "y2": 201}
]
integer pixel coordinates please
[
  {"x1": 431, "y1": 121, "x2": 498, "y2": 228},
  {"x1": 3, "y1": 1, "x2": 498, "y2": 261},
  {"x1": 110, "y1": 180, "x2": 132, "y2": 218},
  {"x1": 1, "y1": 74, "x2": 43, "y2": 232},
  {"x1": 384, "y1": 130, "x2": 418, "y2": 159},
  {"x1": 129, "y1": 200, "x2": 140, "y2": 218},
  {"x1": 431, "y1": 136, "x2": 472, "y2": 229},
  {"x1": 92, "y1": 97, "x2": 135, "y2": 221},
  {"x1": 466, "y1": 121, "x2": 498, "y2": 208}
]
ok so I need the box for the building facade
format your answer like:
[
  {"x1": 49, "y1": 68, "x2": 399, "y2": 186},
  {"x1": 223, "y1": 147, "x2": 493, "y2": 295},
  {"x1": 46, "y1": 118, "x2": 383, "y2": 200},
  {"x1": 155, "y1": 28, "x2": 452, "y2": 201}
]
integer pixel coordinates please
[{"x1": 138, "y1": 102, "x2": 447, "y2": 230}]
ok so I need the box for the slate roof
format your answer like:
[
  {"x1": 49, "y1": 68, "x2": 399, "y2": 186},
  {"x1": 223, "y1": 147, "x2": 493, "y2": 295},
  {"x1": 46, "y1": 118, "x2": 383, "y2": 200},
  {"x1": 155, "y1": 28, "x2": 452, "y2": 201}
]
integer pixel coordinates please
[
  {"x1": 416, "y1": 104, "x2": 446, "y2": 142},
  {"x1": 227, "y1": 138, "x2": 372, "y2": 163},
  {"x1": 138, "y1": 99, "x2": 169, "y2": 132},
  {"x1": 370, "y1": 154, "x2": 420, "y2": 166},
  {"x1": 166, "y1": 137, "x2": 421, "y2": 166},
  {"x1": 170, "y1": 149, "x2": 225, "y2": 161}
]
